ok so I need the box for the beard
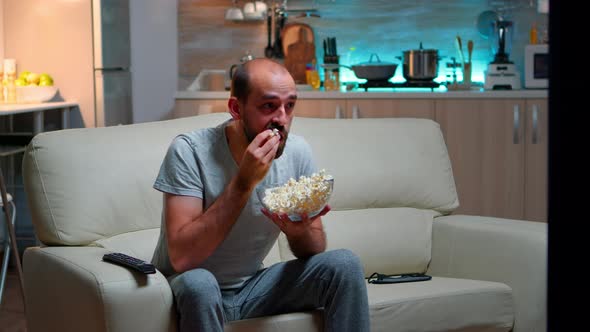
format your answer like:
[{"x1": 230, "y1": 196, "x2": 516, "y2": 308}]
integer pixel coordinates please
[{"x1": 242, "y1": 119, "x2": 288, "y2": 159}]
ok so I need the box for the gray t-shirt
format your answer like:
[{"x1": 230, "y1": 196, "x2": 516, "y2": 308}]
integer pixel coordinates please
[{"x1": 151, "y1": 119, "x2": 316, "y2": 289}]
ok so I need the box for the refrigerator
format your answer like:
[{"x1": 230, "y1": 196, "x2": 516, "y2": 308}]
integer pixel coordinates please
[
  {"x1": 92, "y1": 0, "x2": 133, "y2": 127},
  {"x1": 3, "y1": 0, "x2": 133, "y2": 128}
]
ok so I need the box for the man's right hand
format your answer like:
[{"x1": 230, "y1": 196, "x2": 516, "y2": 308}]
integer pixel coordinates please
[{"x1": 236, "y1": 129, "x2": 281, "y2": 191}]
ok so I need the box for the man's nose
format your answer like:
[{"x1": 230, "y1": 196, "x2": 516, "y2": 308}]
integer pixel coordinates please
[{"x1": 272, "y1": 105, "x2": 289, "y2": 124}]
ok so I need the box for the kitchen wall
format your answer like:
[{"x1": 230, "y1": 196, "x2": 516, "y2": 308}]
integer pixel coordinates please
[
  {"x1": 178, "y1": 0, "x2": 549, "y2": 89},
  {"x1": 0, "y1": 0, "x2": 4, "y2": 59}
]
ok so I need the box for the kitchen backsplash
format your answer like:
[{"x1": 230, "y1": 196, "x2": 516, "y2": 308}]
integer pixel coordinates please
[{"x1": 178, "y1": 0, "x2": 548, "y2": 89}]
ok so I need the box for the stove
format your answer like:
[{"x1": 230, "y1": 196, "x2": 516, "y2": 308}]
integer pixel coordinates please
[{"x1": 358, "y1": 80, "x2": 440, "y2": 91}]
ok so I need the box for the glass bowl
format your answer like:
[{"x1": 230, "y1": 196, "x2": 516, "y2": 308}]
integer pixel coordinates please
[{"x1": 257, "y1": 178, "x2": 334, "y2": 222}]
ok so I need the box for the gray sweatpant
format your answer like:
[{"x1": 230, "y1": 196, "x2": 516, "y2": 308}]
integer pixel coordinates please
[{"x1": 169, "y1": 248, "x2": 371, "y2": 332}]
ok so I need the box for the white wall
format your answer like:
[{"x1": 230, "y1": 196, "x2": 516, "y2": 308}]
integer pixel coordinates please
[
  {"x1": 129, "y1": 0, "x2": 178, "y2": 123},
  {"x1": 0, "y1": 0, "x2": 4, "y2": 59}
]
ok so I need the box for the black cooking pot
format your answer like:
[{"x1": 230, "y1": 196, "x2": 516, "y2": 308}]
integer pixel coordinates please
[
  {"x1": 397, "y1": 43, "x2": 441, "y2": 81},
  {"x1": 338, "y1": 54, "x2": 398, "y2": 81}
]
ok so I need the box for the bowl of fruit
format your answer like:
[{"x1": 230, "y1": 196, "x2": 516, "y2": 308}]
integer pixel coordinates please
[
  {"x1": 257, "y1": 170, "x2": 334, "y2": 222},
  {"x1": 14, "y1": 71, "x2": 58, "y2": 103}
]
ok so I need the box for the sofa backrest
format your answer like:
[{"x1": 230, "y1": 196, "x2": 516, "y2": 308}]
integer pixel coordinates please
[
  {"x1": 290, "y1": 117, "x2": 458, "y2": 213},
  {"x1": 279, "y1": 117, "x2": 459, "y2": 275},
  {"x1": 23, "y1": 113, "x2": 232, "y2": 249},
  {"x1": 23, "y1": 113, "x2": 459, "y2": 269}
]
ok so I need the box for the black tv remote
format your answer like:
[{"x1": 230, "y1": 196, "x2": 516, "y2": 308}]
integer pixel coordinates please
[{"x1": 103, "y1": 252, "x2": 156, "y2": 274}]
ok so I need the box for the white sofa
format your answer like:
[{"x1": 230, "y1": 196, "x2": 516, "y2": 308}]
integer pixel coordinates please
[{"x1": 21, "y1": 113, "x2": 547, "y2": 332}]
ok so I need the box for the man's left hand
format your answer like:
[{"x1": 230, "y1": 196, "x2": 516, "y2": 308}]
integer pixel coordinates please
[{"x1": 261, "y1": 204, "x2": 331, "y2": 237}]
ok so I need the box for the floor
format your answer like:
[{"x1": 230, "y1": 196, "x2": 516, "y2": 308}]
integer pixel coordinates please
[{"x1": 0, "y1": 263, "x2": 27, "y2": 332}]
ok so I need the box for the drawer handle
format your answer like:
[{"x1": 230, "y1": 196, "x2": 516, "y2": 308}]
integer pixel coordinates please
[
  {"x1": 335, "y1": 105, "x2": 343, "y2": 119},
  {"x1": 352, "y1": 105, "x2": 360, "y2": 119},
  {"x1": 513, "y1": 104, "x2": 520, "y2": 144},
  {"x1": 532, "y1": 104, "x2": 539, "y2": 144}
]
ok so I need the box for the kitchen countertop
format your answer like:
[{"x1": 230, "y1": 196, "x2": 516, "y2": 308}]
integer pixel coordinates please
[
  {"x1": 176, "y1": 88, "x2": 548, "y2": 100},
  {"x1": 0, "y1": 101, "x2": 79, "y2": 137},
  {"x1": 0, "y1": 101, "x2": 78, "y2": 115}
]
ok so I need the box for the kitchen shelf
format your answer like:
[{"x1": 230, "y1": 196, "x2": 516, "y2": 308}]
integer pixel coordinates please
[{"x1": 0, "y1": 145, "x2": 26, "y2": 157}]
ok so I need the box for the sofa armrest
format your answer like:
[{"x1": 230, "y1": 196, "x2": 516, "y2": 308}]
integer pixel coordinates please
[
  {"x1": 23, "y1": 246, "x2": 176, "y2": 332},
  {"x1": 428, "y1": 215, "x2": 547, "y2": 332}
]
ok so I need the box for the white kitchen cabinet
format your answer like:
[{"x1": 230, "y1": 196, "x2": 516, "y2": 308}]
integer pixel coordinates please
[{"x1": 435, "y1": 98, "x2": 548, "y2": 222}]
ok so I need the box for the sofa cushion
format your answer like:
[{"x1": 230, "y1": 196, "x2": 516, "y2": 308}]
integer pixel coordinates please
[
  {"x1": 92, "y1": 228, "x2": 161, "y2": 262},
  {"x1": 367, "y1": 277, "x2": 514, "y2": 332},
  {"x1": 290, "y1": 117, "x2": 459, "y2": 214},
  {"x1": 220, "y1": 277, "x2": 514, "y2": 332},
  {"x1": 277, "y1": 207, "x2": 438, "y2": 276}
]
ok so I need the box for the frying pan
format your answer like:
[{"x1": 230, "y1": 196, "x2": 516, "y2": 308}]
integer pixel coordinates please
[{"x1": 332, "y1": 54, "x2": 398, "y2": 81}]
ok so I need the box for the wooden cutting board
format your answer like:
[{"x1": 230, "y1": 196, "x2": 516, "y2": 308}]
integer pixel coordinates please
[
  {"x1": 281, "y1": 22, "x2": 314, "y2": 56},
  {"x1": 283, "y1": 28, "x2": 316, "y2": 84}
]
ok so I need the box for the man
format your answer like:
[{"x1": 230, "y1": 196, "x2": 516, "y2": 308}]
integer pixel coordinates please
[{"x1": 151, "y1": 58, "x2": 370, "y2": 331}]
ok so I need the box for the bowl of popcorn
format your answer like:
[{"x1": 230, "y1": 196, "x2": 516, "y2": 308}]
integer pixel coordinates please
[{"x1": 257, "y1": 170, "x2": 334, "y2": 222}]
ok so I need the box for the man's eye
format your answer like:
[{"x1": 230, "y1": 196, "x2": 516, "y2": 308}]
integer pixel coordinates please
[
  {"x1": 262, "y1": 103, "x2": 275, "y2": 110},
  {"x1": 286, "y1": 102, "x2": 296, "y2": 110}
]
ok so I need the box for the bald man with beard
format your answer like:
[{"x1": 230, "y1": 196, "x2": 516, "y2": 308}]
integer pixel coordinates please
[{"x1": 151, "y1": 58, "x2": 370, "y2": 332}]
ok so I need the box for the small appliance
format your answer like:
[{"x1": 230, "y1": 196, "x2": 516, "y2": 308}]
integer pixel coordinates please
[
  {"x1": 524, "y1": 44, "x2": 549, "y2": 89},
  {"x1": 484, "y1": 19, "x2": 522, "y2": 90}
]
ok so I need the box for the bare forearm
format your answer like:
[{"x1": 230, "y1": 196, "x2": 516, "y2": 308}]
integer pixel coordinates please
[
  {"x1": 287, "y1": 223, "x2": 327, "y2": 258},
  {"x1": 169, "y1": 177, "x2": 253, "y2": 271}
]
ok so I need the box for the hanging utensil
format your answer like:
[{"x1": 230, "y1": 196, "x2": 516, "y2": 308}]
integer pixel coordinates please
[
  {"x1": 272, "y1": 10, "x2": 285, "y2": 58},
  {"x1": 264, "y1": 10, "x2": 274, "y2": 58},
  {"x1": 467, "y1": 40, "x2": 473, "y2": 63}
]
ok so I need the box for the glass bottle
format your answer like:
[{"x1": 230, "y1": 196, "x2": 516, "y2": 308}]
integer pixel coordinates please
[
  {"x1": 4, "y1": 59, "x2": 17, "y2": 103},
  {"x1": 530, "y1": 22, "x2": 538, "y2": 45},
  {"x1": 306, "y1": 60, "x2": 320, "y2": 90}
]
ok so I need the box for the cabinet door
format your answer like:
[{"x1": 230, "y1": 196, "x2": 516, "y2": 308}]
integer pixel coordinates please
[
  {"x1": 294, "y1": 99, "x2": 346, "y2": 118},
  {"x1": 436, "y1": 99, "x2": 526, "y2": 219},
  {"x1": 390, "y1": 99, "x2": 436, "y2": 119},
  {"x1": 346, "y1": 99, "x2": 435, "y2": 119},
  {"x1": 345, "y1": 100, "x2": 393, "y2": 118},
  {"x1": 173, "y1": 99, "x2": 228, "y2": 118},
  {"x1": 524, "y1": 98, "x2": 548, "y2": 222}
]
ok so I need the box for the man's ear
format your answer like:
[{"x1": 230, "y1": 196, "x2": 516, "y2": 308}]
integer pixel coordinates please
[{"x1": 228, "y1": 97, "x2": 241, "y2": 120}]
